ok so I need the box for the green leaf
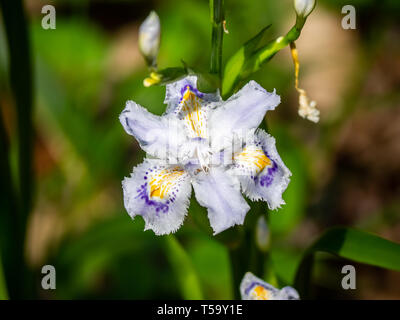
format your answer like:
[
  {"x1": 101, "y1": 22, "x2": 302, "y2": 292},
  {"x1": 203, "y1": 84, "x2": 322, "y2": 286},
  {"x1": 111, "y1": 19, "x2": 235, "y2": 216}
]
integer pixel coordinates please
[
  {"x1": 241, "y1": 17, "x2": 307, "y2": 81},
  {"x1": 221, "y1": 25, "x2": 271, "y2": 98},
  {"x1": 0, "y1": 0, "x2": 33, "y2": 298},
  {"x1": 0, "y1": 250, "x2": 8, "y2": 300},
  {"x1": 194, "y1": 72, "x2": 220, "y2": 93},
  {"x1": 294, "y1": 227, "x2": 400, "y2": 298},
  {"x1": 164, "y1": 235, "x2": 203, "y2": 299},
  {"x1": 186, "y1": 235, "x2": 232, "y2": 299},
  {"x1": 270, "y1": 248, "x2": 302, "y2": 286},
  {"x1": 222, "y1": 16, "x2": 309, "y2": 99},
  {"x1": 0, "y1": 0, "x2": 33, "y2": 224},
  {"x1": 0, "y1": 111, "x2": 14, "y2": 301}
]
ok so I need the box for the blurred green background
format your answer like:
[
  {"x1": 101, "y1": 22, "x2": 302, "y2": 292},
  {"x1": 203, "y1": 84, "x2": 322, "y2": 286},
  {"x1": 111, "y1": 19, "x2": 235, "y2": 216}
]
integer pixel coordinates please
[{"x1": 0, "y1": 0, "x2": 399, "y2": 299}]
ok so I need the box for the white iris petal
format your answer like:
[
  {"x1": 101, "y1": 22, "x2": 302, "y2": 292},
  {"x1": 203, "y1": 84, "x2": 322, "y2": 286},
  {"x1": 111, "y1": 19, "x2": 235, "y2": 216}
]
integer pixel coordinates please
[
  {"x1": 122, "y1": 159, "x2": 192, "y2": 235},
  {"x1": 120, "y1": 100, "x2": 186, "y2": 161},
  {"x1": 209, "y1": 80, "x2": 280, "y2": 152},
  {"x1": 192, "y1": 167, "x2": 250, "y2": 235},
  {"x1": 228, "y1": 129, "x2": 291, "y2": 210}
]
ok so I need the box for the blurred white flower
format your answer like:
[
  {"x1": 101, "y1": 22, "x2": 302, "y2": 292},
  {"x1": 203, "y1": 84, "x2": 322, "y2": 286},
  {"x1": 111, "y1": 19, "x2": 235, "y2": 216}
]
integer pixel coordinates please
[
  {"x1": 139, "y1": 11, "x2": 160, "y2": 67},
  {"x1": 294, "y1": 0, "x2": 316, "y2": 18},
  {"x1": 120, "y1": 76, "x2": 291, "y2": 235},
  {"x1": 240, "y1": 272, "x2": 300, "y2": 300},
  {"x1": 290, "y1": 42, "x2": 319, "y2": 123},
  {"x1": 298, "y1": 89, "x2": 319, "y2": 122}
]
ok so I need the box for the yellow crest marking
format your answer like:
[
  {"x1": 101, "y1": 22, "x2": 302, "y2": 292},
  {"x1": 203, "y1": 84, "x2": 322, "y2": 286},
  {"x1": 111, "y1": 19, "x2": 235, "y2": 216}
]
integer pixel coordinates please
[
  {"x1": 149, "y1": 167, "x2": 185, "y2": 199},
  {"x1": 252, "y1": 285, "x2": 271, "y2": 300},
  {"x1": 181, "y1": 86, "x2": 207, "y2": 138},
  {"x1": 235, "y1": 145, "x2": 271, "y2": 173}
]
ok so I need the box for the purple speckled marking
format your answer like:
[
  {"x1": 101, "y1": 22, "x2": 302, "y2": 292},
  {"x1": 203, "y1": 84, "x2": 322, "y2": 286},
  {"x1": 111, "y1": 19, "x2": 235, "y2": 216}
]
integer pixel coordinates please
[
  {"x1": 259, "y1": 161, "x2": 278, "y2": 187},
  {"x1": 136, "y1": 182, "x2": 169, "y2": 216},
  {"x1": 134, "y1": 166, "x2": 184, "y2": 216}
]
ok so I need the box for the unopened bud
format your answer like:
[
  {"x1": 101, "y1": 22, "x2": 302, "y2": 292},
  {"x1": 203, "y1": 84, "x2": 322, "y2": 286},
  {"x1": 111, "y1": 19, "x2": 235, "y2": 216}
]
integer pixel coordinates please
[
  {"x1": 255, "y1": 215, "x2": 270, "y2": 252},
  {"x1": 139, "y1": 11, "x2": 160, "y2": 67},
  {"x1": 294, "y1": 0, "x2": 316, "y2": 19}
]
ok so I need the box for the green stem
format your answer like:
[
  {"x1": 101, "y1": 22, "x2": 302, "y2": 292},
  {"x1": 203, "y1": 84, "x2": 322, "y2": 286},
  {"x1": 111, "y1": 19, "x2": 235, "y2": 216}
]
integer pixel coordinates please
[
  {"x1": 210, "y1": 0, "x2": 224, "y2": 78},
  {"x1": 228, "y1": 247, "x2": 244, "y2": 300}
]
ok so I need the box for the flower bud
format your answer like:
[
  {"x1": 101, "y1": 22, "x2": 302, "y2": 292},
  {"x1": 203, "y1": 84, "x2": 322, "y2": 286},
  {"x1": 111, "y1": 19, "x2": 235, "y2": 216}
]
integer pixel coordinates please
[
  {"x1": 139, "y1": 11, "x2": 160, "y2": 67},
  {"x1": 294, "y1": 0, "x2": 316, "y2": 18},
  {"x1": 255, "y1": 215, "x2": 270, "y2": 252}
]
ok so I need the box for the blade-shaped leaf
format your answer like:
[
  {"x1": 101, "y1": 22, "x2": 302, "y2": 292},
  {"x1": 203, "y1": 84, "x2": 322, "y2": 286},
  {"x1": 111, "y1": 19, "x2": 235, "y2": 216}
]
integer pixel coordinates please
[
  {"x1": 0, "y1": 111, "x2": 14, "y2": 301},
  {"x1": 165, "y1": 235, "x2": 203, "y2": 299},
  {"x1": 0, "y1": 251, "x2": 8, "y2": 300},
  {"x1": 0, "y1": 0, "x2": 33, "y2": 299},
  {"x1": 0, "y1": 0, "x2": 33, "y2": 226},
  {"x1": 294, "y1": 227, "x2": 400, "y2": 298},
  {"x1": 222, "y1": 25, "x2": 271, "y2": 98},
  {"x1": 222, "y1": 18, "x2": 307, "y2": 99}
]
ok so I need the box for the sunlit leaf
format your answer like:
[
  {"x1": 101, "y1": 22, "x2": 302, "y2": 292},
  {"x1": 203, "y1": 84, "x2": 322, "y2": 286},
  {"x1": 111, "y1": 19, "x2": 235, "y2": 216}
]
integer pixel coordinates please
[
  {"x1": 164, "y1": 235, "x2": 203, "y2": 299},
  {"x1": 221, "y1": 25, "x2": 271, "y2": 98},
  {"x1": 186, "y1": 235, "x2": 232, "y2": 299}
]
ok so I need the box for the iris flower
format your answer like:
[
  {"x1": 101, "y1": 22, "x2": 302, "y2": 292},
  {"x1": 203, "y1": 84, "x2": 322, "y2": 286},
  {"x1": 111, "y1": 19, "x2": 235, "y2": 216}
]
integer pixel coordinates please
[
  {"x1": 120, "y1": 76, "x2": 291, "y2": 235},
  {"x1": 240, "y1": 272, "x2": 299, "y2": 300}
]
